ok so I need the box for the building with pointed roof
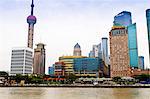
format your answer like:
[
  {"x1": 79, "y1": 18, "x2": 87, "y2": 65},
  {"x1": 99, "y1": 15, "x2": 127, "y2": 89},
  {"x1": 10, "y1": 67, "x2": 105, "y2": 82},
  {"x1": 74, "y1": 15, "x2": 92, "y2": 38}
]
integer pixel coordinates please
[{"x1": 73, "y1": 43, "x2": 82, "y2": 56}]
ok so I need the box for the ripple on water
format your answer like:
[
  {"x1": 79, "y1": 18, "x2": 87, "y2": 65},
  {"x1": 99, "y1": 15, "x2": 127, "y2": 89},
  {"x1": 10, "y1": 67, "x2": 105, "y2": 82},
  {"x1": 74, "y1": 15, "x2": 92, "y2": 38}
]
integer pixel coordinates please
[{"x1": 0, "y1": 88, "x2": 149, "y2": 99}]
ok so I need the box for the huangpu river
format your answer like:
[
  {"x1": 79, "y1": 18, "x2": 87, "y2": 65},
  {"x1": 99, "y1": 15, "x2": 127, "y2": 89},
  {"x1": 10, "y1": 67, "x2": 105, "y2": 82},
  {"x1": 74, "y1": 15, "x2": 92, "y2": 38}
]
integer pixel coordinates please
[{"x1": 0, "y1": 87, "x2": 150, "y2": 99}]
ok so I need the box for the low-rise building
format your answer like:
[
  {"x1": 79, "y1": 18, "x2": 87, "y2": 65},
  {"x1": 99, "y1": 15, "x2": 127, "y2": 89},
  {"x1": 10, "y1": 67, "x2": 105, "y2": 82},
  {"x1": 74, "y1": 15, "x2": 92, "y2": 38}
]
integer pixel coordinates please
[
  {"x1": 74, "y1": 58, "x2": 100, "y2": 77},
  {"x1": 54, "y1": 62, "x2": 65, "y2": 76},
  {"x1": 59, "y1": 56, "x2": 87, "y2": 75},
  {"x1": 138, "y1": 56, "x2": 144, "y2": 70},
  {"x1": 48, "y1": 66, "x2": 54, "y2": 76}
]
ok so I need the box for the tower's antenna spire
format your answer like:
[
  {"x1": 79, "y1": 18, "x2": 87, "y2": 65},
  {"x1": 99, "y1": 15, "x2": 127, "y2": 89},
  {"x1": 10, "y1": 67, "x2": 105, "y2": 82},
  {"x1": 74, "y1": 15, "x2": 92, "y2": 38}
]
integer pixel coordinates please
[{"x1": 31, "y1": 0, "x2": 34, "y2": 15}]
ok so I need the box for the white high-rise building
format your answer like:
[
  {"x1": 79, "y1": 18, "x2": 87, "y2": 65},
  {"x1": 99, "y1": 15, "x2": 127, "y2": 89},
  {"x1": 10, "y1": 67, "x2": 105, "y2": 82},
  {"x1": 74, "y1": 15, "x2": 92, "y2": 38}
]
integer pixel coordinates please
[
  {"x1": 10, "y1": 47, "x2": 33, "y2": 75},
  {"x1": 102, "y1": 37, "x2": 109, "y2": 64},
  {"x1": 89, "y1": 43, "x2": 102, "y2": 59},
  {"x1": 92, "y1": 45, "x2": 99, "y2": 57}
]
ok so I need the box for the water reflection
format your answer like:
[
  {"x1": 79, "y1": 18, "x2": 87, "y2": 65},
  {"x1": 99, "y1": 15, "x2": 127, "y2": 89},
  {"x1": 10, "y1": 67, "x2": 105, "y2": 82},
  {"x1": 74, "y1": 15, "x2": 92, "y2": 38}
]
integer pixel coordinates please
[
  {"x1": 112, "y1": 88, "x2": 150, "y2": 99},
  {"x1": 0, "y1": 88, "x2": 149, "y2": 99},
  {"x1": 9, "y1": 88, "x2": 45, "y2": 99}
]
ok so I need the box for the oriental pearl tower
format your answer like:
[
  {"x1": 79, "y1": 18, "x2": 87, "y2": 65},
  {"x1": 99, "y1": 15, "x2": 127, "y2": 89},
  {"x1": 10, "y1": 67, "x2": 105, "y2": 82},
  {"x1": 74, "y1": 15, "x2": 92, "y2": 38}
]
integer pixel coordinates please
[{"x1": 27, "y1": 0, "x2": 36, "y2": 49}]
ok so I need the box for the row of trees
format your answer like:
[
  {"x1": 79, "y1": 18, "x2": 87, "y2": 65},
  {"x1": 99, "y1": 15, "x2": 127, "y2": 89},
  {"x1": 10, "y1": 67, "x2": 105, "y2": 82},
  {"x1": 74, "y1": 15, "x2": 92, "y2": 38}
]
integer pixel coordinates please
[
  {"x1": 8, "y1": 73, "x2": 77, "y2": 84},
  {"x1": 133, "y1": 74, "x2": 150, "y2": 82},
  {"x1": 1, "y1": 71, "x2": 150, "y2": 84},
  {"x1": 9, "y1": 74, "x2": 43, "y2": 84},
  {"x1": 112, "y1": 74, "x2": 150, "y2": 84}
]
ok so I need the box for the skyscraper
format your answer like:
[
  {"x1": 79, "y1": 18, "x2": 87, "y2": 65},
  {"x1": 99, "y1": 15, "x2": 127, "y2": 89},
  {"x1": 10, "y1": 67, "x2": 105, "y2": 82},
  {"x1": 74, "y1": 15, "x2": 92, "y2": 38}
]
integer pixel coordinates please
[
  {"x1": 146, "y1": 9, "x2": 150, "y2": 63},
  {"x1": 109, "y1": 26, "x2": 131, "y2": 77},
  {"x1": 127, "y1": 23, "x2": 138, "y2": 68},
  {"x1": 89, "y1": 43, "x2": 102, "y2": 59},
  {"x1": 102, "y1": 38, "x2": 109, "y2": 64},
  {"x1": 92, "y1": 45, "x2": 99, "y2": 57},
  {"x1": 73, "y1": 43, "x2": 82, "y2": 56},
  {"x1": 113, "y1": 11, "x2": 138, "y2": 68},
  {"x1": 33, "y1": 43, "x2": 46, "y2": 75},
  {"x1": 113, "y1": 11, "x2": 132, "y2": 27},
  {"x1": 27, "y1": 0, "x2": 37, "y2": 49},
  {"x1": 97, "y1": 43, "x2": 102, "y2": 59},
  {"x1": 10, "y1": 47, "x2": 33, "y2": 75}
]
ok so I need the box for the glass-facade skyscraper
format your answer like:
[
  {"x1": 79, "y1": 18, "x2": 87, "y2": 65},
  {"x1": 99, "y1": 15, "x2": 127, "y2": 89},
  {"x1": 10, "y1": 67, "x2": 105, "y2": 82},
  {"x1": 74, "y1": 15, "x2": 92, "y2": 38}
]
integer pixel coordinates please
[
  {"x1": 113, "y1": 11, "x2": 132, "y2": 27},
  {"x1": 127, "y1": 23, "x2": 139, "y2": 68},
  {"x1": 113, "y1": 11, "x2": 139, "y2": 68},
  {"x1": 146, "y1": 9, "x2": 150, "y2": 63}
]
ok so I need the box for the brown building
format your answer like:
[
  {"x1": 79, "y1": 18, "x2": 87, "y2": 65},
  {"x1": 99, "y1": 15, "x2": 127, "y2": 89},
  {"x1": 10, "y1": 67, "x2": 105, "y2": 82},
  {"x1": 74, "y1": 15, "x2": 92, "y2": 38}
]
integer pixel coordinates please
[
  {"x1": 33, "y1": 43, "x2": 46, "y2": 75},
  {"x1": 131, "y1": 69, "x2": 150, "y2": 76},
  {"x1": 109, "y1": 26, "x2": 131, "y2": 77}
]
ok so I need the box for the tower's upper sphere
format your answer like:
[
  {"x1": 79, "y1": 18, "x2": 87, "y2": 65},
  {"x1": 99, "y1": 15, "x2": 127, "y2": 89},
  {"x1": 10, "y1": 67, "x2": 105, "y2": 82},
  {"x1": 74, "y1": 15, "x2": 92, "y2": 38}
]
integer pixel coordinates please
[{"x1": 27, "y1": 15, "x2": 37, "y2": 24}]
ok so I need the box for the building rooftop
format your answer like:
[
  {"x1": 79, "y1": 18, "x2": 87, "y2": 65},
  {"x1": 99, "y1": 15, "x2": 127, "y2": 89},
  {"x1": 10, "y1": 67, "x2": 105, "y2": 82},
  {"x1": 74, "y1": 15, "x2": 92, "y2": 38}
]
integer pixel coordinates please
[{"x1": 74, "y1": 43, "x2": 81, "y2": 49}]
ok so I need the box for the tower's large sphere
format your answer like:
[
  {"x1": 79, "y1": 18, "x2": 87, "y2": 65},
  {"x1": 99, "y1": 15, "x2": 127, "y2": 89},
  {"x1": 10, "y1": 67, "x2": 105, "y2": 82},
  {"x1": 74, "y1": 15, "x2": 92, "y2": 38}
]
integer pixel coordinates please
[{"x1": 27, "y1": 15, "x2": 37, "y2": 24}]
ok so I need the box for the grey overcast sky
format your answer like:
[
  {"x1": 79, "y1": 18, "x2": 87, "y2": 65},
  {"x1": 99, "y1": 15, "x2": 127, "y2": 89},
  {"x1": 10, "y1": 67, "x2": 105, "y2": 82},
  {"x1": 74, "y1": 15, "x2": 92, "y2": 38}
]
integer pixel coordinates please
[{"x1": 0, "y1": 0, "x2": 149, "y2": 74}]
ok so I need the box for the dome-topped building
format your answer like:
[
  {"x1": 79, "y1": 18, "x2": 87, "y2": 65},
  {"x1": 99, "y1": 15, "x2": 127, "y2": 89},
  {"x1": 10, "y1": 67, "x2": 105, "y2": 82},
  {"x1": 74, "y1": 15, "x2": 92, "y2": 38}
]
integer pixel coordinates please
[{"x1": 73, "y1": 43, "x2": 82, "y2": 56}]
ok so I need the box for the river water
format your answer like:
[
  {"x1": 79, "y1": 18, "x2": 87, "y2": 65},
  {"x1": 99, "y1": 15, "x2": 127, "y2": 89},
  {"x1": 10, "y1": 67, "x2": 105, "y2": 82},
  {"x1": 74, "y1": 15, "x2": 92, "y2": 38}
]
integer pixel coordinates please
[{"x1": 0, "y1": 87, "x2": 149, "y2": 99}]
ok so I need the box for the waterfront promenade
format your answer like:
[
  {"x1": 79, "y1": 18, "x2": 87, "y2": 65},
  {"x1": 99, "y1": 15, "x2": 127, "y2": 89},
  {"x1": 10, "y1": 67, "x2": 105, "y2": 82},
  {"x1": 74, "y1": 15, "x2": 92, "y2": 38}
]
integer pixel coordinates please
[{"x1": 0, "y1": 84, "x2": 150, "y2": 88}]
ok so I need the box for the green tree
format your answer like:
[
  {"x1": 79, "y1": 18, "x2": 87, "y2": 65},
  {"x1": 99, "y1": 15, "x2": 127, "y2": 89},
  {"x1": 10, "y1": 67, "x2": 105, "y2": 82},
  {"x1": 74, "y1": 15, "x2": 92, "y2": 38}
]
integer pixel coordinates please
[
  {"x1": 0, "y1": 71, "x2": 8, "y2": 79},
  {"x1": 133, "y1": 74, "x2": 150, "y2": 81},
  {"x1": 15, "y1": 74, "x2": 22, "y2": 83},
  {"x1": 112, "y1": 76, "x2": 121, "y2": 82},
  {"x1": 30, "y1": 75, "x2": 43, "y2": 84},
  {"x1": 65, "y1": 73, "x2": 77, "y2": 84}
]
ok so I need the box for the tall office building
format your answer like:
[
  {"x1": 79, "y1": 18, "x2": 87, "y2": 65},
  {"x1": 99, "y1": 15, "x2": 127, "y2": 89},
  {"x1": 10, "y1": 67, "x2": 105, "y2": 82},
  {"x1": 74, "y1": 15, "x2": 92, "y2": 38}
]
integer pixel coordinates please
[
  {"x1": 113, "y1": 11, "x2": 138, "y2": 68},
  {"x1": 113, "y1": 11, "x2": 132, "y2": 27},
  {"x1": 139, "y1": 56, "x2": 144, "y2": 70},
  {"x1": 33, "y1": 43, "x2": 46, "y2": 75},
  {"x1": 109, "y1": 26, "x2": 131, "y2": 77},
  {"x1": 102, "y1": 38, "x2": 109, "y2": 64},
  {"x1": 127, "y1": 23, "x2": 138, "y2": 68},
  {"x1": 97, "y1": 43, "x2": 102, "y2": 59},
  {"x1": 10, "y1": 47, "x2": 33, "y2": 75},
  {"x1": 146, "y1": 9, "x2": 150, "y2": 63},
  {"x1": 92, "y1": 45, "x2": 99, "y2": 57},
  {"x1": 89, "y1": 43, "x2": 102, "y2": 59},
  {"x1": 27, "y1": 0, "x2": 37, "y2": 49},
  {"x1": 73, "y1": 43, "x2": 82, "y2": 56}
]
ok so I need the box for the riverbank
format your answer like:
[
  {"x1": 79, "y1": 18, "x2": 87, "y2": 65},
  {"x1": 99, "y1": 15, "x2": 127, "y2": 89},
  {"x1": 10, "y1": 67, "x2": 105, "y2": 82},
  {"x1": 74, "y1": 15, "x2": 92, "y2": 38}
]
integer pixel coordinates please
[{"x1": 0, "y1": 84, "x2": 150, "y2": 88}]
